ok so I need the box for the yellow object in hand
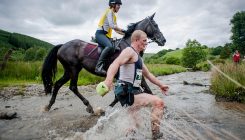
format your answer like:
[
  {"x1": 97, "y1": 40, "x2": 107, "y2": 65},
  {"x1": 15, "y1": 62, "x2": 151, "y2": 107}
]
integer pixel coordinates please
[{"x1": 96, "y1": 82, "x2": 109, "y2": 96}]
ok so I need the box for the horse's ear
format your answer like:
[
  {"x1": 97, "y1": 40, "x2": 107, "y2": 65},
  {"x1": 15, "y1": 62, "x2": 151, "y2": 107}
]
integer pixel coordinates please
[{"x1": 150, "y1": 13, "x2": 156, "y2": 19}]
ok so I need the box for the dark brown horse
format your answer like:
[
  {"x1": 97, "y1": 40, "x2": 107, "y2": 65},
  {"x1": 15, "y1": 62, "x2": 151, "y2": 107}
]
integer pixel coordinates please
[{"x1": 41, "y1": 13, "x2": 166, "y2": 114}]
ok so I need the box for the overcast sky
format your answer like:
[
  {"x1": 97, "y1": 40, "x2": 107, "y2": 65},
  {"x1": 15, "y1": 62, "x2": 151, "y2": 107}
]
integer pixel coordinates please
[{"x1": 0, "y1": 0, "x2": 244, "y2": 53}]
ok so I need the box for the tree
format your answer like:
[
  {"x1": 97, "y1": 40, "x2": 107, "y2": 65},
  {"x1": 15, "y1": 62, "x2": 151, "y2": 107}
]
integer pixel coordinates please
[
  {"x1": 181, "y1": 39, "x2": 207, "y2": 69},
  {"x1": 220, "y1": 43, "x2": 232, "y2": 59},
  {"x1": 230, "y1": 11, "x2": 245, "y2": 54},
  {"x1": 211, "y1": 46, "x2": 223, "y2": 55}
]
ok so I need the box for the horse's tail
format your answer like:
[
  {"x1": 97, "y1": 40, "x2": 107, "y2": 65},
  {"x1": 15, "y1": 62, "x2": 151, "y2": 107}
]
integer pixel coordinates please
[{"x1": 41, "y1": 44, "x2": 62, "y2": 94}]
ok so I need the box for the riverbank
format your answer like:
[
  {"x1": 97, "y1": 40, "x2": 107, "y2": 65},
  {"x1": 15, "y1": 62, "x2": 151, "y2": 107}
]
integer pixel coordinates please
[{"x1": 210, "y1": 62, "x2": 245, "y2": 103}]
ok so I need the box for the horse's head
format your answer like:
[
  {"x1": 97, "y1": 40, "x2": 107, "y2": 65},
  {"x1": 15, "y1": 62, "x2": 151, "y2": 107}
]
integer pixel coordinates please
[{"x1": 136, "y1": 13, "x2": 166, "y2": 46}]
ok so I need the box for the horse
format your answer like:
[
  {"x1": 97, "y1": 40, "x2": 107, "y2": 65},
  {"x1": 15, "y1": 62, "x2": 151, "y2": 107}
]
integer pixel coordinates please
[{"x1": 41, "y1": 13, "x2": 166, "y2": 114}]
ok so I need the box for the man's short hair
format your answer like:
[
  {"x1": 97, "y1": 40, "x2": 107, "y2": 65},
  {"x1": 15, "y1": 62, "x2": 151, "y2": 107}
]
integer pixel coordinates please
[{"x1": 131, "y1": 30, "x2": 147, "y2": 42}]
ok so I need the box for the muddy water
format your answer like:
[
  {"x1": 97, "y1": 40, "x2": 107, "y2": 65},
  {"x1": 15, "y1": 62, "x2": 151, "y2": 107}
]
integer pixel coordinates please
[
  {"x1": 1, "y1": 72, "x2": 245, "y2": 140},
  {"x1": 0, "y1": 85, "x2": 114, "y2": 140}
]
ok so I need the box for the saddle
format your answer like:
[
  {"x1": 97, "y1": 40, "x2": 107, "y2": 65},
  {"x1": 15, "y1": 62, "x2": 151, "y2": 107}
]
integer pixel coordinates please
[{"x1": 84, "y1": 37, "x2": 121, "y2": 60}]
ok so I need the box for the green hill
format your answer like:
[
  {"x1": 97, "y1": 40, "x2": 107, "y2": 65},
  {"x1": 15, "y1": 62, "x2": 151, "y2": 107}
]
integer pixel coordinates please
[
  {"x1": 143, "y1": 53, "x2": 154, "y2": 58},
  {"x1": 0, "y1": 29, "x2": 15, "y2": 48},
  {"x1": 144, "y1": 49, "x2": 183, "y2": 64},
  {"x1": 162, "y1": 49, "x2": 183, "y2": 59},
  {"x1": 0, "y1": 29, "x2": 54, "y2": 61},
  {"x1": 0, "y1": 29, "x2": 53, "y2": 50}
]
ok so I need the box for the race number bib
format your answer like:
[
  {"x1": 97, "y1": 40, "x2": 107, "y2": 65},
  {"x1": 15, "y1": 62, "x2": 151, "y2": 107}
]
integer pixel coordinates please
[{"x1": 133, "y1": 69, "x2": 142, "y2": 87}]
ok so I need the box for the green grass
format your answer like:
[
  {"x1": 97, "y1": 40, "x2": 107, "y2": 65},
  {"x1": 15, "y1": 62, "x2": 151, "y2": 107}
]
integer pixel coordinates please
[
  {"x1": 162, "y1": 49, "x2": 183, "y2": 59},
  {"x1": 0, "y1": 62, "x2": 187, "y2": 87},
  {"x1": 0, "y1": 61, "x2": 104, "y2": 86},
  {"x1": 146, "y1": 64, "x2": 186, "y2": 76},
  {"x1": 0, "y1": 61, "x2": 42, "y2": 82},
  {"x1": 210, "y1": 62, "x2": 245, "y2": 103}
]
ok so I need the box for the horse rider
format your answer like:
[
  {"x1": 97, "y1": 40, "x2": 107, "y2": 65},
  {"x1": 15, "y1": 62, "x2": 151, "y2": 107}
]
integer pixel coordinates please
[{"x1": 95, "y1": 0, "x2": 126, "y2": 75}]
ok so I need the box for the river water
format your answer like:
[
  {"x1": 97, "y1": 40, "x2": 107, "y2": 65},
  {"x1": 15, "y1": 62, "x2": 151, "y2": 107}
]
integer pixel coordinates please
[{"x1": 0, "y1": 72, "x2": 245, "y2": 140}]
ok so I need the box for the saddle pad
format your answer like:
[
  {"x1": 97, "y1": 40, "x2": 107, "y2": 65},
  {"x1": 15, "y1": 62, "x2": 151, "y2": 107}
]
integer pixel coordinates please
[{"x1": 84, "y1": 43, "x2": 100, "y2": 60}]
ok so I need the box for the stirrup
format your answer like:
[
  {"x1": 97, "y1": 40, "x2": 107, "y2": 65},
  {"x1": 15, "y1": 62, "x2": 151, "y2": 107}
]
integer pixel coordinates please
[
  {"x1": 95, "y1": 65, "x2": 107, "y2": 75},
  {"x1": 95, "y1": 69, "x2": 106, "y2": 75}
]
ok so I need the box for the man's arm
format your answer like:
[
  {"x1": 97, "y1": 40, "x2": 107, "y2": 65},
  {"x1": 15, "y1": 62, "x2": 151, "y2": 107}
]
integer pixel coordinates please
[
  {"x1": 142, "y1": 64, "x2": 169, "y2": 95},
  {"x1": 142, "y1": 64, "x2": 162, "y2": 87},
  {"x1": 104, "y1": 47, "x2": 134, "y2": 88}
]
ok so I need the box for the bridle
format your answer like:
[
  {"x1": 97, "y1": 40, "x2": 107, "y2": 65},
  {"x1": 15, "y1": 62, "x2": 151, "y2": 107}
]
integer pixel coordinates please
[
  {"x1": 144, "y1": 17, "x2": 164, "y2": 45},
  {"x1": 115, "y1": 17, "x2": 165, "y2": 49}
]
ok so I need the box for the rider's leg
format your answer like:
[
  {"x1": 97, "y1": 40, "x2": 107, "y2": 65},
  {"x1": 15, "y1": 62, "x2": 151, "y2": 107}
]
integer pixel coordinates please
[
  {"x1": 96, "y1": 46, "x2": 114, "y2": 75},
  {"x1": 95, "y1": 31, "x2": 114, "y2": 75}
]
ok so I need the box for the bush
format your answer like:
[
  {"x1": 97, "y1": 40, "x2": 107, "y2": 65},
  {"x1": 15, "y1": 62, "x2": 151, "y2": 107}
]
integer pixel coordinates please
[
  {"x1": 207, "y1": 55, "x2": 216, "y2": 60},
  {"x1": 11, "y1": 48, "x2": 25, "y2": 61},
  {"x1": 211, "y1": 59, "x2": 226, "y2": 65},
  {"x1": 35, "y1": 48, "x2": 47, "y2": 61},
  {"x1": 165, "y1": 57, "x2": 180, "y2": 65},
  {"x1": 24, "y1": 47, "x2": 36, "y2": 61},
  {"x1": 210, "y1": 46, "x2": 223, "y2": 55},
  {"x1": 23, "y1": 47, "x2": 48, "y2": 61},
  {"x1": 196, "y1": 61, "x2": 211, "y2": 71},
  {"x1": 220, "y1": 44, "x2": 231, "y2": 59},
  {"x1": 181, "y1": 39, "x2": 207, "y2": 69}
]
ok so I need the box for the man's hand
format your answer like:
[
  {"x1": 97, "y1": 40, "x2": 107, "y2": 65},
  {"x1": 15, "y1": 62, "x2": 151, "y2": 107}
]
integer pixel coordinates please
[
  {"x1": 160, "y1": 85, "x2": 169, "y2": 95},
  {"x1": 104, "y1": 80, "x2": 113, "y2": 90}
]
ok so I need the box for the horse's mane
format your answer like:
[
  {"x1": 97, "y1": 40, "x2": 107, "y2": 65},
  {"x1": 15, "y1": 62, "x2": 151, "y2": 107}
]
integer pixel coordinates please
[{"x1": 123, "y1": 20, "x2": 141, "y2": 39}]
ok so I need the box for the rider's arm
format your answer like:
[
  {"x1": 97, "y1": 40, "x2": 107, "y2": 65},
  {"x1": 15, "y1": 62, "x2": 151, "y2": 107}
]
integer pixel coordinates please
[
  {"x1": 114, "y1": 28, "x2": 125, "y2": 35},
  {"x1": 107, "y1": 11, "x2": 125, "y2": 35}
]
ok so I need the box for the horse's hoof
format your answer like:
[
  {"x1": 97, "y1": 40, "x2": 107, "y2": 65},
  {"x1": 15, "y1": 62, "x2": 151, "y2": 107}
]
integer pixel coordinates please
[
  {"x1": 86, "y1": 107, "x2": 94, "y2": 114},
  {"x1": 94, "y1": 107, "x2": 105, "y2": 116},
  {"x1": 42, "y1": 105, "x2": 50, "y2": 112}
]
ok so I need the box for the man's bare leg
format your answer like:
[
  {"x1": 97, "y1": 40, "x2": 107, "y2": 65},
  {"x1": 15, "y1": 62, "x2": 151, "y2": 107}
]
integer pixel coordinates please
[
  {"x1": 151, "y1": 100, "x2": 164, "y2": 139},
  {"x1": 133, "y1": 93, "x2": 164, "y2": 139}
]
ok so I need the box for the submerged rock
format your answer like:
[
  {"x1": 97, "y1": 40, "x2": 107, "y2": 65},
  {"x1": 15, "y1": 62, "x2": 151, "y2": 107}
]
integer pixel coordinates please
[{"x1": 0, "y1": 112, "x2": 17, "y2": 120}]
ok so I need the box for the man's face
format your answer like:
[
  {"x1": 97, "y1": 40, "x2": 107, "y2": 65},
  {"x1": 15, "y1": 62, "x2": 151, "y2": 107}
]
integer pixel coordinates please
[{"x1": 138, "y1": 35, "x2": 148, "y2": 51}]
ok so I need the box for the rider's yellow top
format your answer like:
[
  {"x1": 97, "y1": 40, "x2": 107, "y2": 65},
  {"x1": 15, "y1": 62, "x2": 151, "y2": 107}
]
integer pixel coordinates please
[{"x1": 98, "y1": 8, "x2": 117, "y2": 38}]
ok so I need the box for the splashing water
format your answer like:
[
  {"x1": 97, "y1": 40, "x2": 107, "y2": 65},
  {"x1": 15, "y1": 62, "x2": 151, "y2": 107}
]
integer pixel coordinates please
[
  {"x1": 82, "y1": 107, "x2": 153, "y2": 140},
  {"x1": 1, "y1": 71, "x2": 244, "y2": 140},
  {"x1": 80, "y1": 71, "x2": 245, "y2": 140}
]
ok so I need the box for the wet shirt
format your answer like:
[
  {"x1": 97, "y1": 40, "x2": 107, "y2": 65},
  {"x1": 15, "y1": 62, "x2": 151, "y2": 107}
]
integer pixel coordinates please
[{"x1": 118, "y1": 47, "x2": 143, "y2": 87}]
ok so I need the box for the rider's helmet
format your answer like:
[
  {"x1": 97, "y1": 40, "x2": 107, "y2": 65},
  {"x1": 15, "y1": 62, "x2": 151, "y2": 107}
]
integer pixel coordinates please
[{"x1": 109, "y1": 0, "x2": 122, "y2": 6}]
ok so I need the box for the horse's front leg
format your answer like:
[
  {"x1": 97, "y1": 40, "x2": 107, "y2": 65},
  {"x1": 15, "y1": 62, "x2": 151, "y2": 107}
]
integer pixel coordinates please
[
  {"x1": 70, "y1": 85, "x2": 94, "y2": 114},
  {"x1": 109, "y1": 96, "x2": 118, "y2": 107},
  {"x1": 70, "y1": 68, "x2": 94, "y2": 114}
]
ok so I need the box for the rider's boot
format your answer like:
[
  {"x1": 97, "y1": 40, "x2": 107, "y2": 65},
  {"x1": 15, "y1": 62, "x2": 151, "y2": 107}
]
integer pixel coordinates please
[
  {"x1": 151, "y1": 120, "x2": 163, "y2": 139},
  {"x1": 95, "y1": 47, "x2": 113, "y2": 75},
  {"x1": 95, "y1": 60, "x2": 107, "y2": 75}
]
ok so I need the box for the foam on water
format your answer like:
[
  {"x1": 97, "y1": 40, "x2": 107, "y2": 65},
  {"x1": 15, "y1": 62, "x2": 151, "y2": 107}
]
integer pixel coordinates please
[{"x1": 82, "y1": 107, "x2": 152, "y2": 140}]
